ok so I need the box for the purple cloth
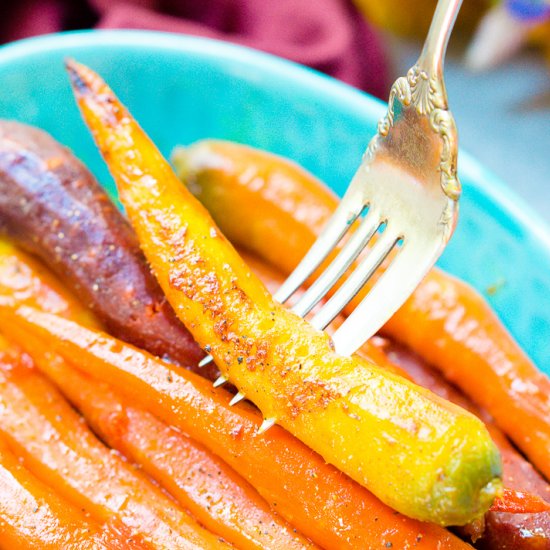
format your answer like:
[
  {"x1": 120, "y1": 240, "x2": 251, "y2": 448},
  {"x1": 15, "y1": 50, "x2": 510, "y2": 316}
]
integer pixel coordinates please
[{"x1": 0, "y1": 0, "x2": 389, "y2": 98}]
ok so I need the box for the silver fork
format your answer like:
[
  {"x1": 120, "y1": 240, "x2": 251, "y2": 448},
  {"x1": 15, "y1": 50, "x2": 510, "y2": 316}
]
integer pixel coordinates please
[{"x1": 206, "y1": 0, "x2": 463, "y2": 393}]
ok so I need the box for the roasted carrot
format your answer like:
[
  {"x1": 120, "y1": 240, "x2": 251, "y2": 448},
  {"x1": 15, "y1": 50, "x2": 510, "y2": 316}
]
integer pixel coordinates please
[
  {"x1": 0, "y1": 240, "x2": 315, "y2": 548},
  {"x1": 0, "y1": 436, "x2": 144, "y2": 550},
  {"x1": 489, "y1": 489, "x2": 550, "y2": 514},
  {"x1": 0, "y1": 241, "x2": 458, "y2": 546},
  {"x1": 248, "y1": 253, "x2": 550, "y2": 545},
  {"x1": 378, "y1": 339, "x2": 550, "y2": 548},
  {"x1": 385, "y1": 272, "x2": 550, "y2": 482},
  {"x1": 0, "y1": 237, "x2": 318, "y2": 549},
  {"x1": 241, "y1": 249, "x2": 409, "y2": 378},
  {"x1": 0, "y1": 238, "x2": 99, "y2": 325},
  {"x1": 0, "y1": 121, "x2": 215, "y2": 377},
  {"x1": 174, "y1": 138, "x2": 550, "y2": 480},
  {"x1": 67, "y1": 59, "x2": 501, "y2": 525},
  {"x1": 172, "y1": 139, "x2": 338, "y2": 277},
  {"x1": 0, "y1": 354, "x2": 229, "y2": 549},
  {"x1": 0, "y1": 304, "x2": 471, "y2": 549},
  {"x1": 38, "y1": 351, "x2": 316, "y2": 550}
]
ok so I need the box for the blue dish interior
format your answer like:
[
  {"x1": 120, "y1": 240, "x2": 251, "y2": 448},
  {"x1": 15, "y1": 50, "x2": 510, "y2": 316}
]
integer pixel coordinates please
[{"x1": 0, "y1": 30, "x2": 548, "y2": 372}]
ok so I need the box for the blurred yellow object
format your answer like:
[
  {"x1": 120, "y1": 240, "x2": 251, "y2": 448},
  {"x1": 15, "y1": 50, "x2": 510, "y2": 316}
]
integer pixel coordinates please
[
  {"x1": 529, "y1": 19, "x2": 550, "y2": 64},
  {"x1": 354, "y1": 0, "x2": 490, "y2": 38}
]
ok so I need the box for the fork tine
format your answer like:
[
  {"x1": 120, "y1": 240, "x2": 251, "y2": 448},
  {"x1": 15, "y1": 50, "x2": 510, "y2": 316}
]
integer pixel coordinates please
[
  {"x1": 201, "y1": 201, "x2": 365, "y2": 371},
  {"x1": 291, "y1": 208, "x2": 381, "y2": 318},
  {"x1": 309, "y1": 227, "x2": 400, "y2": 331},
  {"x1": 202, "y1": 202, "x2": 366, "y2": 372},
  {"x1": 331, "y1": 238, "x2": 442, "y2": 356},
  {"x1": 198, "y1": 355, "x2": 213, "y2": 368},
  {"x1": 273, "y1": 201, "x2": 366, "y2": 304}
]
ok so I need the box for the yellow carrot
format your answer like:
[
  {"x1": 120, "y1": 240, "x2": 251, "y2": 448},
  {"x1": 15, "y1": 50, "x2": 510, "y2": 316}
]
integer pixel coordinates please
[
  {"x1": 175, "y1": 139, "x2": 550, "y2": 480},
  {"x1": 67, "y1": 59, "x2": 502, "y2": 525},
  {"x1": 0, "y1": 303, "x2": 471, "y2": 548}
]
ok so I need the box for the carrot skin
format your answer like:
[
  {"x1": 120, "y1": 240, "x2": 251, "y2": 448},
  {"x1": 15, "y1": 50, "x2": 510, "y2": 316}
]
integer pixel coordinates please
[
  {"x1": 0, "y1": 243, "x2": 461, "y2": 547},
  {"x1": 0, "y1": 436, "x2": 143, "y2": 550},
  {"x1": 385, "y1": 272, "x2": 550, "y2": 481},
  {"x1": 0, "y1": 236, "x2": 316, "y2": 549},
  {"x1": 0, "y1": 304, "x2": 470, "y2": 549},
  {"x1": 241, "y1": 249, "x2": 410, "y2": 378},
  {"x1": 379, "y1": 339, "x2": 550, "y2": 548},
  {"x1": 0, "y1": 354, "x2": 229, "y2": 549},
  {"x1": 67, "y1": 58, "x2": 502, "y2": 526},
  {"x1": 247, "y1": 253, "x2": 550, "y2": 546},
  {"x1": 39, "y1": 352, "x2": 316, "y2": 550},
  {"x1": 490, "y1": 489, "x2": 550, "y2": 514},
  {"x1": 176, "y1": 139, "x2": 550, "y2": 480},
  {"x1": 0, "y1": 121, "x2": 213, "y2": 376}
]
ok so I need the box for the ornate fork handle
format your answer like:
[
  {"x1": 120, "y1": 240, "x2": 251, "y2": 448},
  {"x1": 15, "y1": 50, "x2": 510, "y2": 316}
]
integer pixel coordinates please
[{"x1": 367, "y1": 0, "x2": 463, "y2": 202}]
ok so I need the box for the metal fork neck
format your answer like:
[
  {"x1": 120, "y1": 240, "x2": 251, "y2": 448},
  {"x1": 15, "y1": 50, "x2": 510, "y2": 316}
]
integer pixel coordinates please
[{"x1": 416, "y1": 0, "x2": 463, "y2": 76}]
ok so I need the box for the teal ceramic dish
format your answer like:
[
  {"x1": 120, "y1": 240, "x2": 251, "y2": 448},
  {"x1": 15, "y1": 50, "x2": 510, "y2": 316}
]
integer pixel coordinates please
[{"x1": 0, "y1": 30, "x2": 548, "y2": 372}]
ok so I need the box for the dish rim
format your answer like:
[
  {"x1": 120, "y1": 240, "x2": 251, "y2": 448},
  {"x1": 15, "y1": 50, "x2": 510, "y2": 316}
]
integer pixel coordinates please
[{"x1": 1, "y1": 29, "x2": 549, "y2": 254}]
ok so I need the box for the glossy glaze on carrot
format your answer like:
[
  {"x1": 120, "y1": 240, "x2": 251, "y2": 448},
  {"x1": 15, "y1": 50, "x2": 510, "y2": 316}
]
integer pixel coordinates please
[
  {"x1": 379, "y1": 340, "x2": 550, "y2": 548},
  {"x1": 248, "y1": 254, "x2": 550, "y2": 547},
  {"x1": 0, "y1": 121, "x2": 217, "y2": 378},
  {"x1": 0, "y1": 236, "x2": 320, "y2": 549},
  {"x1": 0, "y1": 302, "x2": 472, "y2": 550},
  {"x1": 0, "y1": 242, "x2": 465, "y2": 547},
  {"x1": 41, "y1": 354, "x2": 316, "y2": 550},
  {"x1": 67, "y1": 58, "x2": 503, "y2": 526},
  {"x1": 0, "y1": 436, "x2": 143, "y2": 550},
  {"x1": 175, "y1": 138, "x2": 550, "y2": 481},
  {"x1": 0, "y1": 354, "x2": 229, "y2": 549}
]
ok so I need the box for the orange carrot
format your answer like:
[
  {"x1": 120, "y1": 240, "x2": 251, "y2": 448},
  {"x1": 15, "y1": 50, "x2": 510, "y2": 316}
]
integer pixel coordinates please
[
  {"x1": 68, "y1": 59, "x2": 501, "y2": 526},
  {"x1": 0, "y1": 436, "x2": 143, "y2": 550},
  {"x1": 175, "y1": 139, "x2": 550, "y2": 480},
  {"x1": 172, "y1": 139, "x2": 338, "y2": 277},
  {"x1": 0, "y1": 304, "x2": 469, "y2": 549},
  {"x1": 385, "y1": 272, "x2": 550, "y2": 481},
  {"x1": 0, "y1": 237, "x2": 316, "y2": 549},
  {"x1": 0, "y1": 353, "x2": 229, "y2": 549},
  {"x1": 38, "y1": 350, "x2": 316, "y2": 550},
  {"x1": 0, "y1": 238, "x2": 98, "y2": 326}
]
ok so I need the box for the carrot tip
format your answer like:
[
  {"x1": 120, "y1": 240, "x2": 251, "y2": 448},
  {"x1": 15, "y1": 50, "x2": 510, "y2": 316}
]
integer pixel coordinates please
[{"x1": 65, "y1": 59, "x2": 89, "y2": 95}]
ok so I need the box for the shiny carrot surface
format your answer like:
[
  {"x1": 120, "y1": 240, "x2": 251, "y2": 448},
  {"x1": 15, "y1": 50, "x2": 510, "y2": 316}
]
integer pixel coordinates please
[
  {"x1": 490, "y1": 489, "x2": 550, "y2": 514},
  {"x1": 67, "y1": 58, "x2": 502, "y2": 526},
  {"x1": 0, "y1": 436, "x2": 141, "y2": 550},
  {"x1": 378, "y1": 339, "x2": 550, "y2": 547},
  {"x1": 0, "y1": 238, "x2": 98, "y2": 326},
  {"x1": 172, "y1": 139, "x2": 338, "y2": 277},
  {"x1": 249, "y1": 254, "x2": 550, "y2": 523},
  {"x1": 0, "y1": 304, "x2": 470, "y2": 549},
  {"x1": 175, "y1": 139, "x2": 550, "y2": 480},
  {"x1": 0, "y1": 353, "x2": 228, "y2": 549},
  {"x1": 386, "y1": 272, "x2": 550, "y2": 481},
  {"x1": 0, "y1": 236, "x2": 315, "y2": 549},
  {"x1": 41, "y1": 356, "x2": 316, "y2": 550},
  {"x1": 241, "y1": 249, "x2": 409, "y2": 379},
  {"x1": 0, "y1": 121, "x2": 209, "y2": 374}
]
